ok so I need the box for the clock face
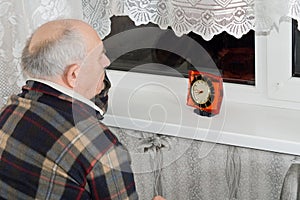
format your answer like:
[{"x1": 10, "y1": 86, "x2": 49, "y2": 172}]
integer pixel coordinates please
[
  {"x1": 190, "y1": 76, "x2": 214, "y2": 108},
  {"x1": 187, "y1": 70, "x2": 223, "y2": 116}
]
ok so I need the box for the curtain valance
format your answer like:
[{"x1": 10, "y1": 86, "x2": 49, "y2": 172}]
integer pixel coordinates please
[{"x1": 83, "y1": 0, "x2": 300, "y2": 40}]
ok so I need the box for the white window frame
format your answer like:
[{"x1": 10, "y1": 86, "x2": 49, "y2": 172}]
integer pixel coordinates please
[
  {"x1": 224, "y1": 19, "x2": 300, "y2": 110},
  {"x1": 267, "y1": 20, "x2": 300, "y2": 104}
]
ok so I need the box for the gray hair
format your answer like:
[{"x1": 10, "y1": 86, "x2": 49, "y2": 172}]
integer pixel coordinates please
[{"x1": 21, "y1": 27, "x2": 87, "y2": 78}]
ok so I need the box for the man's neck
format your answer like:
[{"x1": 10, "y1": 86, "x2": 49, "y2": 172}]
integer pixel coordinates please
[{"x1": 27, "y1": 77, "x2": 104, "y2": 116}]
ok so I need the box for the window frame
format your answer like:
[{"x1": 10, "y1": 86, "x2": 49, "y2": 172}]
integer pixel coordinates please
[
  {"x1": 223, "y1": 19, "x2": 300, "y2": 110},
  {"x1": 266, "y1": 19, "x2": 300, "y2": 106}
]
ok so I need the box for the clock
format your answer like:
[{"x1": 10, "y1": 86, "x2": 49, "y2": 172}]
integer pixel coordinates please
[{"x1": 187, "y1": 70, "x2": 223, "y2": 117}]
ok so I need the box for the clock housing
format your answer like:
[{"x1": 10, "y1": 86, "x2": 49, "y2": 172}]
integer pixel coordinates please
[{"x1": 187, "y1": 70, "x2": 223, "y2": 116}]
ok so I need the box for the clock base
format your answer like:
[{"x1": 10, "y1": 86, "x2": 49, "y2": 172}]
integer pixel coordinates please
[{"x1": 194, "y1": 109, "x2": 215, "y2": 117}]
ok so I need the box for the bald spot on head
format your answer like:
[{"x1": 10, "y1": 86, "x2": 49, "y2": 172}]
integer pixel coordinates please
[{"x1": 29, "y1": 19, "x2": 102, "y2": 54}]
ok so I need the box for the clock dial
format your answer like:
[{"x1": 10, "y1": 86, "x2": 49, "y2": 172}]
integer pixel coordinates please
[
  {"x1": 190, "y1": 76, "x2": 214, "y2": 108},
  {"x1": 187, "y1": 70, "x2": 223, "y2": 117},
  {"x1": 191, "y1": 80, "x2": 210, "y2": 104}
]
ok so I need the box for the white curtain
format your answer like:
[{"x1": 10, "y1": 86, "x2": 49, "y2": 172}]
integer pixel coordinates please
[
  {"x1": 255, "y1": 0, "x2": 300, "y2": 33},
  {"x1": 83, "y1": 0, "x2": 300, "y2": 40},
  {"x1": 0, "y1": 0, "x2": 83, "y2": 106},
  {"x1": 0, "y1": 0, "x2": 299, "y2": 106}
]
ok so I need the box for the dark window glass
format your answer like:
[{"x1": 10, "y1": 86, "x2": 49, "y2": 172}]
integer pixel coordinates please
[
  {"x1": 105, "y1": 16, "x2": 255, "y2": 85},
  {"x1": 293, "y1": 20, "x2": 300, "y2": 77}
]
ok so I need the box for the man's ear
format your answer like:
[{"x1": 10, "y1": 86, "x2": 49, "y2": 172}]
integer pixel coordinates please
[{"x1": 64, "y1": 64, "x2": 80, "y2": 88}]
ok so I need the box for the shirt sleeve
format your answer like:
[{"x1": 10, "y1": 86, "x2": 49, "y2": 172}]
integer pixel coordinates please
[{"x1": 86, "y1": 141, "x2": 138, "y2": 200}]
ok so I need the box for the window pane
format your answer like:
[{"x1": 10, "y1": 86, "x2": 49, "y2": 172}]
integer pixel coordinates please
[
  {"x1": 293, "y1": 20, "x2": 300, "y2": 77},
  {"x1": 105, "y1": 16, "x2": 255, "y2": 85}
]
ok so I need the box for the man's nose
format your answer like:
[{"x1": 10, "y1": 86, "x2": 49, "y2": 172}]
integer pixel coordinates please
[{"x1": 104, "y1": 54, "x2": 111, "y2": 68}]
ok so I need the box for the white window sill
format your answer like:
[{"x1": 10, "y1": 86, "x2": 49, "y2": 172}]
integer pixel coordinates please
[{"x1": 103, "y1": 70, "x2": 300, "y2": 156}]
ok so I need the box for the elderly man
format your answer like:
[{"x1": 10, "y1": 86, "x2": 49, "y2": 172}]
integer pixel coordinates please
[{"x1": 0, "y1": 19, "x2": 165, "y2": 200}]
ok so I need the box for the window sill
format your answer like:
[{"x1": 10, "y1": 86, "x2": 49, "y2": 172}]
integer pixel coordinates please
[{"x1": 103, "y1": 70, "x2": 300, "y2": 156}]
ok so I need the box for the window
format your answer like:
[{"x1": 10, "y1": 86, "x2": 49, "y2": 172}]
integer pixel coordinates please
[
  {"x1": 101, "y1": 16, "x2": 300, "y2": 155},
  {"x1": 105, "y1": 16, "x2": 255, "y2": 85},
  {"x1": 104, "y1": 16, "x2": 300, "y2": 110}
]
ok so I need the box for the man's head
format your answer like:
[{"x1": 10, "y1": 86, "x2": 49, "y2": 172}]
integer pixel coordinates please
[{"x1": 21, "y1": 19, "x2": 111, "y2": 99}]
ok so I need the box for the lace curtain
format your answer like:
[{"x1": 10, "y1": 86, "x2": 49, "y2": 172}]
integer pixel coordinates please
[
  {"x1": 0, "y1": 0, "x2": 299, "y2": 106},
  {"x1": 110, "y1": 126, "x2": 300, "y2": 200},
  {"x1": 83, "y1": 0, "x2": 300, "y2": 40},
  {"x1": 0, "y1": 0, "x2": 82, "y2": 106}
]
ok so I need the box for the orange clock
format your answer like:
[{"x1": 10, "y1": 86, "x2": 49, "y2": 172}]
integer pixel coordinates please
[{"x1": 187, "y1": 70, "x2": 223, "y2": 117}]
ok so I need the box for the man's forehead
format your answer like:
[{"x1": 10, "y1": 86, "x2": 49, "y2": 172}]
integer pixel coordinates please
[{"x1": 87, "y1": 42, "x2": 105, "y2": 56}]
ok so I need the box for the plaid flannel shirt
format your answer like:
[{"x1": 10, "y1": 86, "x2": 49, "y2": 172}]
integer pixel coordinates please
[{"x1": 0, "y1": 80, "x2": 138, "y2": 200}]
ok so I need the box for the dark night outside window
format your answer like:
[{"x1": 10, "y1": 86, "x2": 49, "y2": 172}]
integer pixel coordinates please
[
  {"x1": 105, "y1": 16, "x2": 255, "y2": 85},
  {"x1": 293, "y1": 20, "x2": 300, "y2": 77}
]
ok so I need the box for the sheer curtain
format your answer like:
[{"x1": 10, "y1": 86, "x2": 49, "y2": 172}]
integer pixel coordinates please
[
  {"x1": 256, "y1": 0, "x2": 300, "y2": 32},
  {"x1": 0, "y1": 0, "x2": 299, "y2": 107},
  {"x1": 83, "y1": 0, "x2": 300, "y2": 40},
  {"x1": 0, "y1": 0, "x2": 82, "y2": 107}
]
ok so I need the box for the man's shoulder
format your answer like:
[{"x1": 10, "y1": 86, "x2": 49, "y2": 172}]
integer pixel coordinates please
[{"x1": 77, "y1": 122, "x2": 121, "y2": 157}]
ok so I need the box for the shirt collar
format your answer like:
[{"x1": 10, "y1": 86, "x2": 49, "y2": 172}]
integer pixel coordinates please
[{"x1": 28, "y1": 78, "x2": 104, "y2": 116}]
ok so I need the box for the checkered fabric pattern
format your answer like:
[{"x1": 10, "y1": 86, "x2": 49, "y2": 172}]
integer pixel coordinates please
[{"x1": 0, "y1": 80, "x2": 138, "y2": 200}]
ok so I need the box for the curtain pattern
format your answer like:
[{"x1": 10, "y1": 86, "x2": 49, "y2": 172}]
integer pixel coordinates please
[
  {"x1": 0, "y1": 0, "x2": 299, "y2": 107},
  {"x1": 110, "y1": 126, "x2": 300, "y2": 200},
  {"x1": 0, "y1": 0, "x2": 82, "y2": 107},
  {"x1": 82, "y1": 0, "x2": 300, "y2": 40}
]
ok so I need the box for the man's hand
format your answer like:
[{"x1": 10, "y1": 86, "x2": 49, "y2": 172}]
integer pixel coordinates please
[{"x1": 152, "y1": 196, "x2": 166, "y2": 200}]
